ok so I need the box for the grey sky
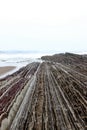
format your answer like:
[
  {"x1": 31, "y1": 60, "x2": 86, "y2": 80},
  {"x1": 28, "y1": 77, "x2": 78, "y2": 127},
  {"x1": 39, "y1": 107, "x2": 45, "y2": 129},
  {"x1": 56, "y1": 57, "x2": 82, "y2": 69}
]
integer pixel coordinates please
[{"x1": 0, "y1": 0, "x2": 87, "y2": 53}]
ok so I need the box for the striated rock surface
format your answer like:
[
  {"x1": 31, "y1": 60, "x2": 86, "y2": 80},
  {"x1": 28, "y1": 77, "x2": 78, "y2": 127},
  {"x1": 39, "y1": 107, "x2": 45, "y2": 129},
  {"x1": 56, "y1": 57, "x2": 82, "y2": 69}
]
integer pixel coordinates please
[{"x1": 0, "y1": 53, "x2": 87, "y2": 130}]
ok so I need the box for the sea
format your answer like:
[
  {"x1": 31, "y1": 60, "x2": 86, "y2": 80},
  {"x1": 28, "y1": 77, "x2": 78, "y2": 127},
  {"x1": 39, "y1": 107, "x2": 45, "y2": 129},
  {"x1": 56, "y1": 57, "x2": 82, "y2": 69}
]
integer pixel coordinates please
[{"x1": 0, "y1": 51, "x2": 47, "y2": 78}]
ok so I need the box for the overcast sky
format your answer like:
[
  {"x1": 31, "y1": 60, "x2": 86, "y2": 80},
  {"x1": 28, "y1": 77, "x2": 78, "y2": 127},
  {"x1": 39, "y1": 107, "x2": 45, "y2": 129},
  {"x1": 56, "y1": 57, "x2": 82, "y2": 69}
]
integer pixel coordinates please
[{"x1": 0, "y1": 0, "x2": 87, "y2": 53}]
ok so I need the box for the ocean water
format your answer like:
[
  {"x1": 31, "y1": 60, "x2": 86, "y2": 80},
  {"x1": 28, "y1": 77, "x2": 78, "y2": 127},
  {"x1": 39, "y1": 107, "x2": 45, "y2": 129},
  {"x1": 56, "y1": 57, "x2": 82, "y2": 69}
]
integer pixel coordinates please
[{"x1": 0, "y1": 52, "x2": 44, "y2": 78}]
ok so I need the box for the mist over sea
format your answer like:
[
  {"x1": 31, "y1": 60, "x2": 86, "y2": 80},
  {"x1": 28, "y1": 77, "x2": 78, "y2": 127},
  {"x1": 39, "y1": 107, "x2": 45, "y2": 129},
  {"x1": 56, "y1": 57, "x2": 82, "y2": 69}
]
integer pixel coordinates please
[
  {"x1": 0, "y1": 51, "x2": 47, "y2": 65},
  {"x1": 0, "y1": 51, "x2": 47, "y2": 78}
]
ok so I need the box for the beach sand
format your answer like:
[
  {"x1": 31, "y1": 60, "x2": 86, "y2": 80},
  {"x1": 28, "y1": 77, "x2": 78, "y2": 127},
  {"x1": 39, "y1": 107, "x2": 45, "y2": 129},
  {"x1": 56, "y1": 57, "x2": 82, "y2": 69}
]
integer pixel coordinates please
[{"x1": 0, "y1": 66, "x2": 16, "y2": 76}]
